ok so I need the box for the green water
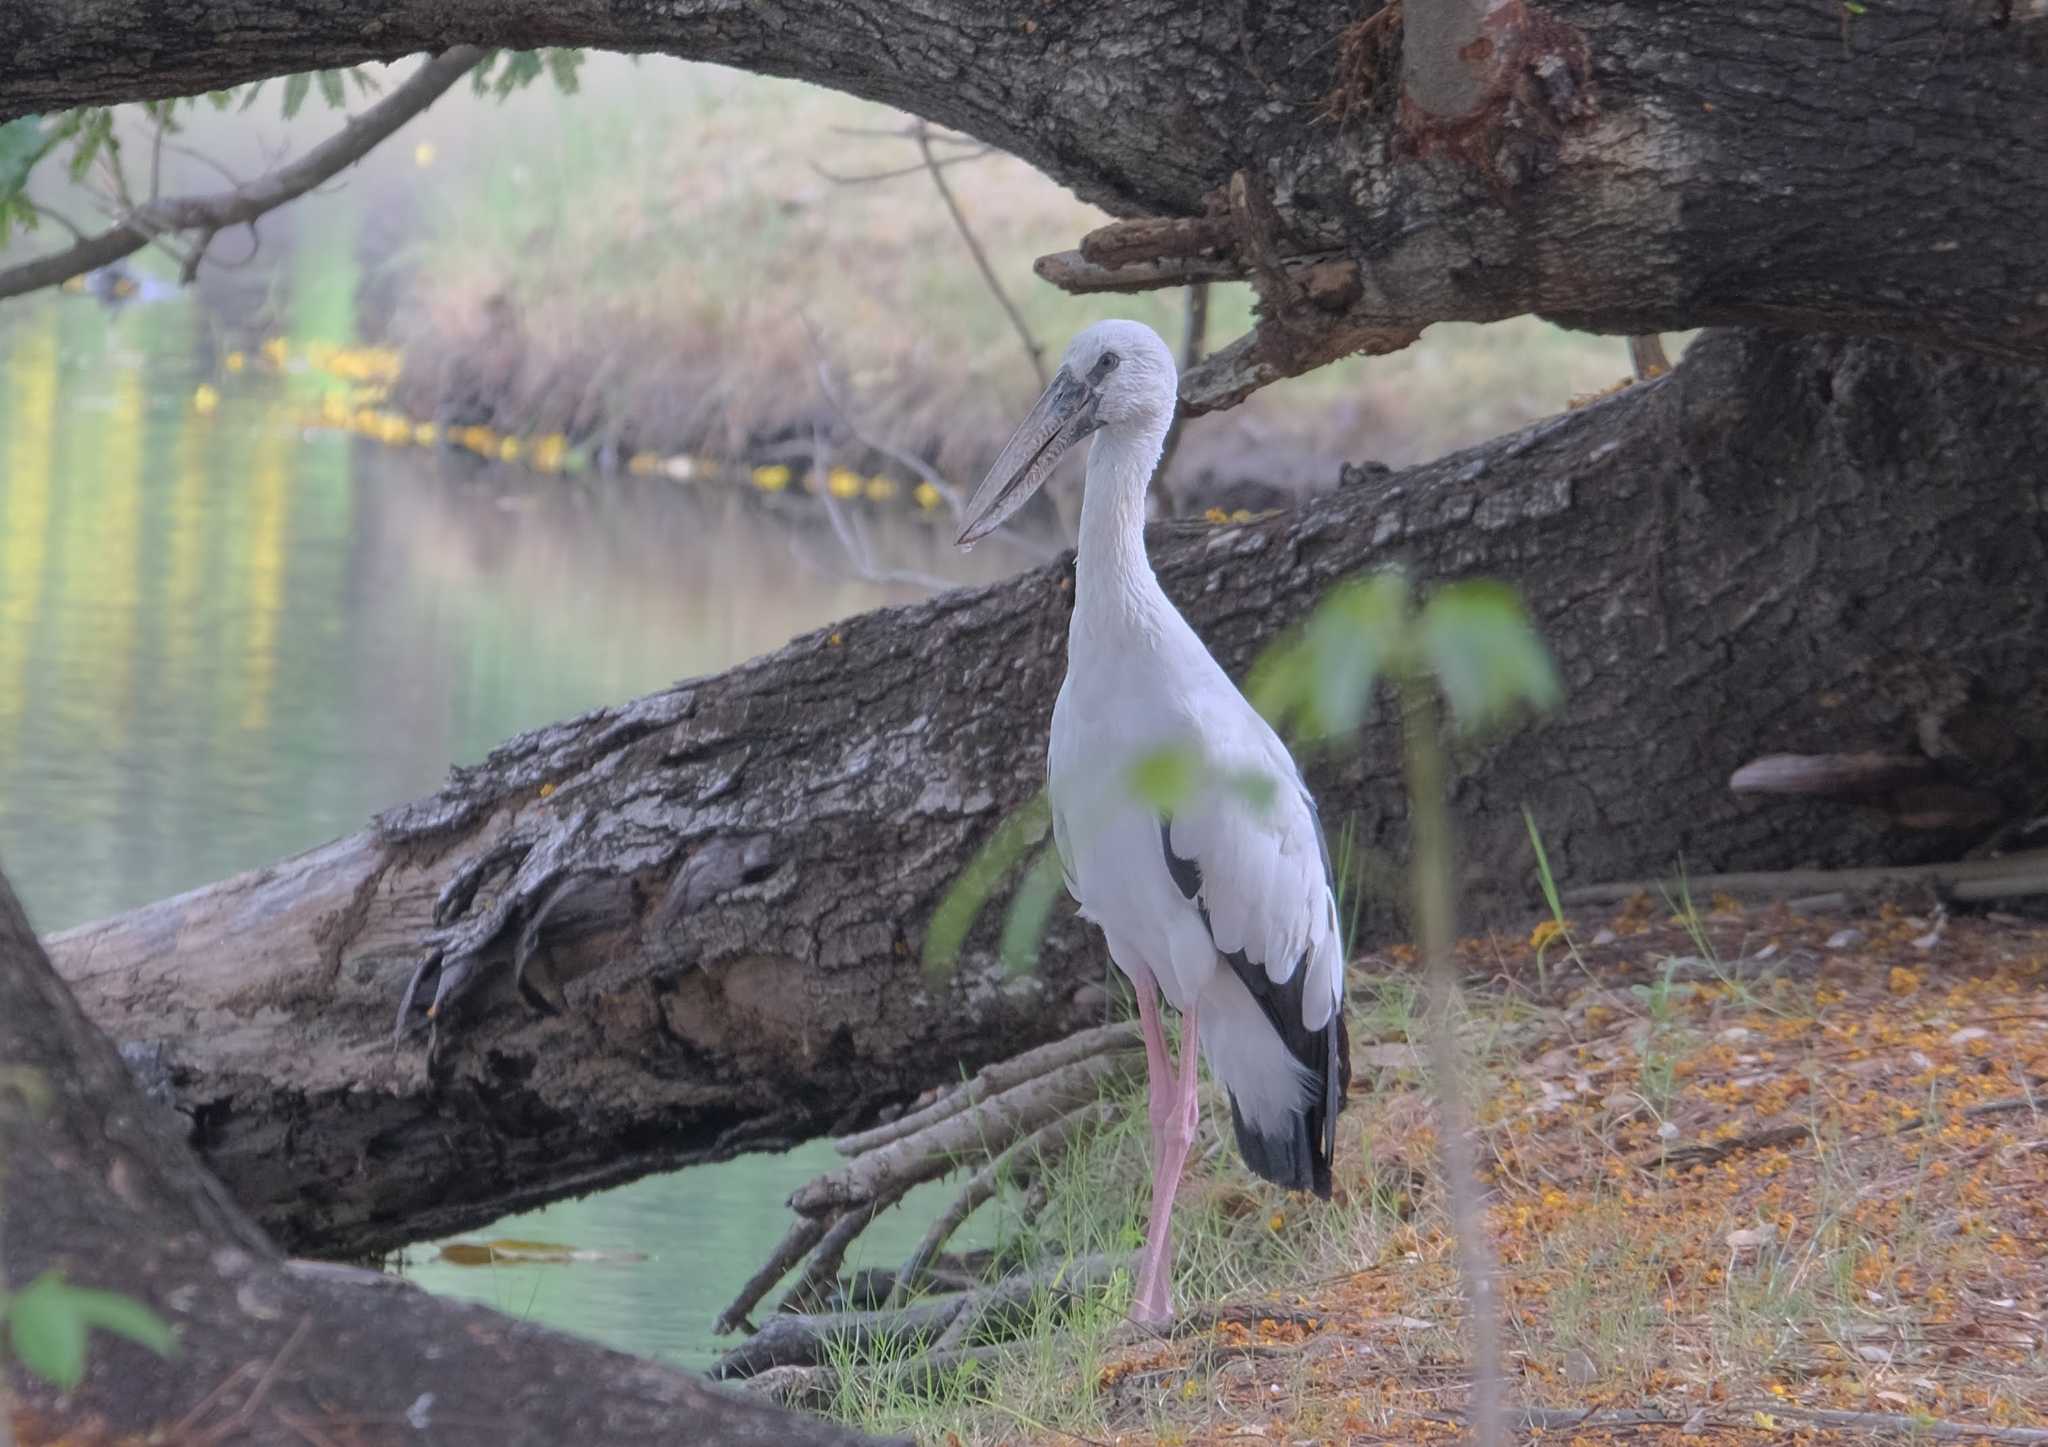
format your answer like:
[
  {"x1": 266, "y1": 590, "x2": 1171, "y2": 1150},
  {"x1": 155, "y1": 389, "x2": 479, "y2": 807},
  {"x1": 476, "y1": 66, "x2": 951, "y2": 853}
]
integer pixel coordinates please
[{"x1": 0, "y1": 287, "x2": 1006, "y2": 1367}]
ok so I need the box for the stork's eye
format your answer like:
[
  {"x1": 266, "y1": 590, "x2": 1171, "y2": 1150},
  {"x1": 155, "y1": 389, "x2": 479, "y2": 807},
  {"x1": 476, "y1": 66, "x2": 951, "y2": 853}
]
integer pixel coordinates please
[{"x1": 1088, "y1": 351, "x2": 1121, "y2": 385}]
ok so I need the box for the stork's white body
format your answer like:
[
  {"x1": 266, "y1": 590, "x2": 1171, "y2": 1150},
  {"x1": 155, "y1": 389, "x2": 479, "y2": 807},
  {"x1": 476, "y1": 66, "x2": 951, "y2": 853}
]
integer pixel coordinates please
[
  {"x1": 966, "y1": 320, "x2": 1349, "y2": 1322},
  {"x1": 1050, "y1": 463, "x2": 1344, "y2": 1137}
]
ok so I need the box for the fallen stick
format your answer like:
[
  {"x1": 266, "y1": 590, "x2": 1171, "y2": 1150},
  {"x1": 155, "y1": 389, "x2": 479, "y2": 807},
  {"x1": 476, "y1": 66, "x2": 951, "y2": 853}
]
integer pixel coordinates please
[
  {"x1": 793, "y1": 1048, "x2": 1137, "y2": 1217},
  {"x1": 834, "y1": 1024, "x2": 1138, "y2": 1157},
  {"x1": 888, "y1": 1100, "x2": 1116, "y2": 1307},
  {"x1": 1562, "y1": 851, "x2": 2048, "y2": 907}
]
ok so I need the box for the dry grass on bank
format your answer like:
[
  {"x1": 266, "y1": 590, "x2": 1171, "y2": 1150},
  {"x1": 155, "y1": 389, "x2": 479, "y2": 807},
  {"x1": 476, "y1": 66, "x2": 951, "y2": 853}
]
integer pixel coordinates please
[
  {"x1": 822, "y1": 898, "x2": 2048, "y2": 1446},
  {"x1": 385, "y1": 57, "x2": 1641, "y2": 502}
]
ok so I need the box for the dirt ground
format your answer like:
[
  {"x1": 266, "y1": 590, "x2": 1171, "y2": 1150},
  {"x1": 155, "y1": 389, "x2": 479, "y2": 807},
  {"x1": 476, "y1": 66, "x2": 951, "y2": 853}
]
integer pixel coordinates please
[{"x1": 1084, "y1": 896, "x2": 2048, "y2": 1446}]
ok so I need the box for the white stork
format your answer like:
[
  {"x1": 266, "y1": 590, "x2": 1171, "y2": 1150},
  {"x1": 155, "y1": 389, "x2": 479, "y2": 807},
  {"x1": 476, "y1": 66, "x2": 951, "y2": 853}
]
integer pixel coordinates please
[{"x1": 956, "y1": 320, "x2": 1351, "y2": 1324}]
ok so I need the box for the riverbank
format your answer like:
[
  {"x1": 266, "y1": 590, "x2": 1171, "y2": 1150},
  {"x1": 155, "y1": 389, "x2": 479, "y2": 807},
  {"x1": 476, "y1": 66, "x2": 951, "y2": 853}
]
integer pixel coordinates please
[{"x1": 360, "y1": 56, "x2": 1640, "y2": 522}]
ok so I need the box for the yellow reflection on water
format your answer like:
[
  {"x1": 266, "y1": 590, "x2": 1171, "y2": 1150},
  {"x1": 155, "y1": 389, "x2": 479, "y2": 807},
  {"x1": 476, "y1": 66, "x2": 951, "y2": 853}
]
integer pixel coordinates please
[
  {"x1": 160, "y1": 397, "x2": 212, "y2": 675},
  {"x1": 88, "y1": 351, "x2": 147, "y2": 756},
  {"x1": 0, "y1": 309, "x2": 56, "y2": 743},
  {"x1": 237, "y1": 420, "x2": 293, "y2": 733}
]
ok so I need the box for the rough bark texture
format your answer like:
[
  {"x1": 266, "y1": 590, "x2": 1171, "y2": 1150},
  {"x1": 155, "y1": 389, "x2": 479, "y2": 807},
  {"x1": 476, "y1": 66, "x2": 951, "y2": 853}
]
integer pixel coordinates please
[
  {"x1": 0, "y1": 871, "x2": 898, "y2": 1447},
  {"x1": 4, "y1": 0, "x2": 2045, "y2": 376},
  {"x1": 49, "y1": 328, "x2": 2048, "y2": 1261}
]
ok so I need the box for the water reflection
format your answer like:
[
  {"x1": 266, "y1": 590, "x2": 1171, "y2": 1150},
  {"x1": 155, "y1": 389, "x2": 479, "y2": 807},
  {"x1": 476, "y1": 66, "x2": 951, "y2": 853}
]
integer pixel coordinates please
[
  {"x1": 0, "y1": 294, "x2": 1008, "y2": 928},
  {"x1": 0, "y1": 291, "x2": 1013, "y2": 1366}
]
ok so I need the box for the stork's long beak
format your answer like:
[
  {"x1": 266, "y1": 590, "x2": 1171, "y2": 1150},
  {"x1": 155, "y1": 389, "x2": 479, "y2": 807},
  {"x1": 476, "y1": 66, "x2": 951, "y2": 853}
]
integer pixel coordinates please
[{"x1": 955, "y1": 365, "x2": 1103, "y2": 546}]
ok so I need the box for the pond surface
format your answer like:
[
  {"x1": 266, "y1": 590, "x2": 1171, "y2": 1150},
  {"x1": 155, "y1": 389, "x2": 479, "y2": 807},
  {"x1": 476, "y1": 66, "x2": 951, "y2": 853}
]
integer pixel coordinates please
[{"x1": 0, "y1": 286, "x2": 1011, "y2": 1366}]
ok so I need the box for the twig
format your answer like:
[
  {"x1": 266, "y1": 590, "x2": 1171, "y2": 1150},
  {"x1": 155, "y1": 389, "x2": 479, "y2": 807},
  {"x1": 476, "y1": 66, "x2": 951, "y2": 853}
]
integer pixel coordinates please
[
  {"x1": 889, "y1": 1099, "x2": 1115, "y2": 1306},
  {"x1": 714, "y1": 1214, "x2": 831, "y2": 1334},
  {"x1": 835, "y1": 1023, "x2": 1137, "y2": 1156},
  {"x1": 930, "y1": 1252, "x2": 1127, "y2": 1353},
  {"x1": 0, "y1": 47, "x2": 484, "y2": 301},
  {"x1": 792, "y1": 1047, "x2": 1137, "y2": 1217},
  {"x1": 1561, "y1": 849, "x2": 2048, "y2": 906},
  {"x1": 714, "y1": 1289, "x2": 969, "y2": 1379},
  {"x1": 1156, "y1": 283, "x2": 1209, "y2": 502},
  {"x1": 801, "y1": 355, "x2": 962, "y2": 592},
  {"x1": 191, "y1": 1314, "x2": 315, "y2": 1446},
  {"x1": 1775, "y1": 1407, "x2": 2048, "y2": 1443},
  {"x1": 913, "y1": 119, "x2": 1048, "y2": 389},
  {"x1": 26, "y1": 199, "x2": 89, "y2": 243},
  {"x1": 812, "y1": 146, "x2": 993, "y2": 186},
  {"x1": 772, "y1": 1187, "x2": 914, "y2": 1317},
  {"x1": 1647, "y1": 1095, "x2": 2040, "y2": 1174}
]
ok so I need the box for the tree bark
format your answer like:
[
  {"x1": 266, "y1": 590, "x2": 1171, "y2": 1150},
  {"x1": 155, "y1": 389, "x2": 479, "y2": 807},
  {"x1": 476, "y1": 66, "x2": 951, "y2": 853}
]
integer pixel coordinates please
[
  {"x1": 4, "y1": 0, "x2": 2045, "y2": 390},
  {"x1": 0, "y1": 871, "x2": 897, "y2": 1447},
  {"x1": 48, "y1": 328, "x2": 2048, "y2": 1261}
]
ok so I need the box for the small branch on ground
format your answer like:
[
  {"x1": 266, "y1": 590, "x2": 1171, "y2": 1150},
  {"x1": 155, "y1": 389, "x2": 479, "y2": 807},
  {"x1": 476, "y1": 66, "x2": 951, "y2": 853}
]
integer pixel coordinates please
[
  {"x1": 0, "y1": 47, "x2": 483, "y2": 301},
  {"x1": 834, "y1": 1023, "x2": 1138, "y2": 1157},
  {"x1": 717, "y1": 1253, "x2": 1128, "y2": 1388},
  {"x1": 1562, "y1": 849, "x2": 2048, "y2": 908},
  {"x1": 714, "y1": 1027, "x2": 1138, "y2": 1336}
]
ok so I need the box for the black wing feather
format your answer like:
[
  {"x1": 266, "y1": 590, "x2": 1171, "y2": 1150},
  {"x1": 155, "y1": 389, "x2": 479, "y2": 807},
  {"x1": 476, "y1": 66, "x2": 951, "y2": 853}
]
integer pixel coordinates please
[{"x1": 1160, "y1": 816, "x2": 1350, "y2": 1198}]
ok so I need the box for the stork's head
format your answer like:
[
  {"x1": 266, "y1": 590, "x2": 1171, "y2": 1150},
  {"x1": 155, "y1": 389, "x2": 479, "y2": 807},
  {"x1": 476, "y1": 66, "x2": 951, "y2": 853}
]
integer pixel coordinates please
[{"x1": 955, "y1": 319, "x2": 1178, "y2": 546}]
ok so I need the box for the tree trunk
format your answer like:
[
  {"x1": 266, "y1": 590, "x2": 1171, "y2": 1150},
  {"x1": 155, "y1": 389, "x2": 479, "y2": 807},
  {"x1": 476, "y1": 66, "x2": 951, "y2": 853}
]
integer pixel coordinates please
[
  {"x1": 49, "y1": 328, "x2": 2048, "y2": 1260},
  {"x1": 5, "y1": 0, "x2": 2045, "y2": 389},
  {"x1": 0, "y1": 870, "x2": 897, "y2": 1447}
]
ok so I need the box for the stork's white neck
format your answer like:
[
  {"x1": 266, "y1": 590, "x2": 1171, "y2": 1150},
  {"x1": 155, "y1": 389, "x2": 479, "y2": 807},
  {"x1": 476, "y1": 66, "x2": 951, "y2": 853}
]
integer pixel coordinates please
[{"x1": 1073, "y1": 413, "x2": 1171, "y2": 632}]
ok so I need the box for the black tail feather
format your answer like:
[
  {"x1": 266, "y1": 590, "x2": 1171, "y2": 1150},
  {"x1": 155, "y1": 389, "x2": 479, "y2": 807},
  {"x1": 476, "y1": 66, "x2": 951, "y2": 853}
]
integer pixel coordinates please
[{"x1": 1226, "y1": 1009, "x2": 1351, "y2": 1199}]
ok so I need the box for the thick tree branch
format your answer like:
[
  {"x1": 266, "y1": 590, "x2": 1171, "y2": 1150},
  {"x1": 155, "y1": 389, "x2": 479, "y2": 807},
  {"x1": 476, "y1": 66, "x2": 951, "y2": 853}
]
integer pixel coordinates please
[
  {"x1": 0, "y1": 46, "x2": 481, "y2": 301},
  {"x1": 4, "y1": 2, "x2": 2042, "y2": 399}
]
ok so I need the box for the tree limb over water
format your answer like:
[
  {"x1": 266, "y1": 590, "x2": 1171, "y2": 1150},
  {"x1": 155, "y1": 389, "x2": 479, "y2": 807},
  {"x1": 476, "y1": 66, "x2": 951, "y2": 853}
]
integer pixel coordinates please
[
  {"x1": 4, "y1": 1, "x2": 2045, "y2": 404},
  {"x1": 0, "y1": 47, "x2": 482, "y2": 301}
]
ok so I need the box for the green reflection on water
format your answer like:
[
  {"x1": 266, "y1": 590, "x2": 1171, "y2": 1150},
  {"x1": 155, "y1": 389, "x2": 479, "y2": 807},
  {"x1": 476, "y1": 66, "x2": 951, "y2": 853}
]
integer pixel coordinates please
[{"x1": 0, "y1": 286, "x2": 1008, "y2": 1367}]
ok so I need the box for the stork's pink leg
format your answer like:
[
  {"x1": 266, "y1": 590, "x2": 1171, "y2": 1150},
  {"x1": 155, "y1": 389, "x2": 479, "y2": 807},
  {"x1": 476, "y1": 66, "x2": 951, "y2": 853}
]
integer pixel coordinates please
[
  {"x1": 1130, "y1": 969, "x2": 1176, "y2": 1161},
  {"x1": 1131, "y1": 1004, "x2": 1201, "y2": 1325}
]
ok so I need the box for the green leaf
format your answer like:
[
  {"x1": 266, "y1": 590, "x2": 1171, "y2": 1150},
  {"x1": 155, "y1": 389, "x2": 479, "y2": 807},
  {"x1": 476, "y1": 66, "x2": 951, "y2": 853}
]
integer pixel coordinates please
[
  {"x1": 282, "y1": 73, "x2": 312, "y2": 120},
  {"x1": 1225, "y1": 767, "x2": 1279, "y2": 816},
  {"x1": 66, "y1": 1285, "x2": 178, "y2": 1359},
  {"x1": 316, "y1": 69, "x2": 346, "y2": 110},
  {"x1": 348, "y1": 67, "x2": 383, "y2": 97},
  {"x1": 1253, "y1": 570, "x2": 1411, "y2": 739},
  {"x1": 239, "y1": 80, "x2": 268, "y2": 113},
  {"x1": 1310, "y1": 570, "x2": 1410, "y2": 736},
  {"x1": 1418, "y1": 580, "x2": 1561, "y2": 732},
  {"x1": 545, "y1": 50, "x2": 586, "y2": 96},
  {"x1": 0, "y1": 116, "x2": 54, "y2": 201},
  {"x1": 1126, "y1": 745, "x2": 1203, "y2": 815},
  {"x1": 470, "y1": 51, "x2": 504, "y2": 96},
  {"x1": 3, "y1": 1272, "x2": 176, "y2": 1391},
  {"x1": 7, "y1": 1273, "x2": 89, "y2": 1389},
  {"x1": 922, "y1": 794, "x2": 1052, "y2": 978},
  {"x1": 999, "y1": 846, "x2": 1068, "y2": 976}
]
